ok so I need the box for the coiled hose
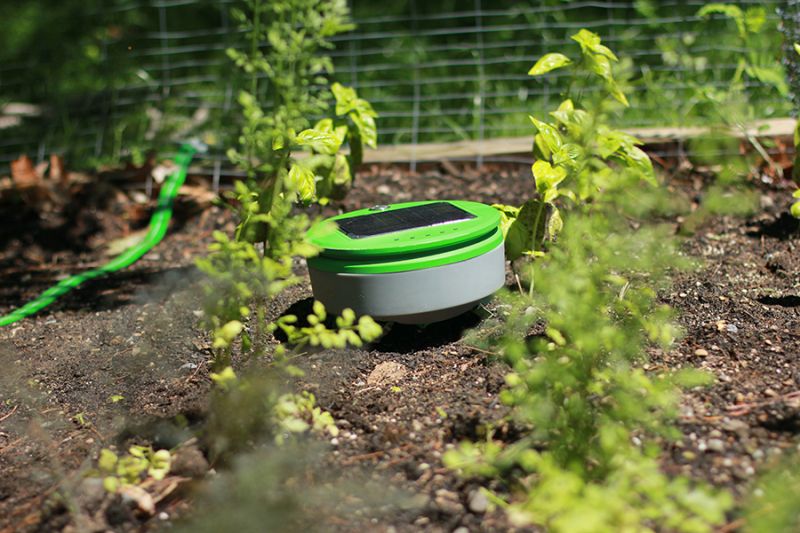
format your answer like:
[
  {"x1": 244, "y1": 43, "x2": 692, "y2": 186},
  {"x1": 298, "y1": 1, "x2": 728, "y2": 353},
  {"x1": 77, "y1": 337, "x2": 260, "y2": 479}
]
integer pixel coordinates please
[{"x1": 0, "y1": 143, "x2": 197, "y2": 327}]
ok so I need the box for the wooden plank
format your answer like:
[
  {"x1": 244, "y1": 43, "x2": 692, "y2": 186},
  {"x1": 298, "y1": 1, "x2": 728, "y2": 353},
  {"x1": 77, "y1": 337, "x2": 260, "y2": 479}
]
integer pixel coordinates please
[{"x1": 362, "y1": 117, "x2": 797, "y2": 163}]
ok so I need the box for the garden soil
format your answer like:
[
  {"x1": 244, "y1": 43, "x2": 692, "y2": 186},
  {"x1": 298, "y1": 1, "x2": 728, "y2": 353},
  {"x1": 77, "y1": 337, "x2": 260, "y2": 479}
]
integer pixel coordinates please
[{"x1": 0, "y1": 161, "x2": 798, "y2": 532}]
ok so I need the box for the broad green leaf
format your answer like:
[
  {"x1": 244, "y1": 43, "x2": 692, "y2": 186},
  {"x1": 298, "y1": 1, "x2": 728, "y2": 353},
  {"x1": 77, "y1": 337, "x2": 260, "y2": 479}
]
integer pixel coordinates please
[
  {"x1": 592, "y1": 43, "x2": 618, "y2": 62},
  {"x1": 608, "y1": 82, "x2": 630, "y2": 107},
  {"x1": 533, "y1": 133, "x2": 551, "y2": 161},
  {"x1": 287, "y1": 163, "x2": 316, "y2": 202},
  {"x1": 504, "y1": 199, "x2": 554, "y2": 260},
  {"x1": 597, "y1": 128, "x2": 641, "y2": 158},
  {"x1": 332, "y1": 82, "x2": 357, "y2": 115},
  {"x1": 332, "y1": 154, "x2": 351, "y2": 186},
  {"x1": 314, "y1": 118, "x2": 348, "y2": 147},
  {"x1": 529, "y1": 116, "x2": 562, "y2": 153},
  {"x1": 597, "y1": 132, "x2": 624, "y2": 159},
  {"x1": 547, "y1": 205, "x2": 563, "y2": 239},
  {"x1": 354, "y1": 98, "x2": 378, "y2": 119},
  {"x1": 549, "y1": 99, "x2": 575, "y2": 125},
  {"x1": 528, "y1": 53, "x2": 572, "y2": 76},
  {"x1": 533, "y1": 160, "x2": 567, "y2": 196},
  {"x1": 793, "y1": 189, "x2": 800, "y2": 198},
  {"x1": 795, "y1": 43, "x2": 800, "y2": 56},
  {"x1": 296, "y1": 128, "x2": 341, "y2": 155},
  {"x1": 571, "y1": 29, "x2": 601, "y2": 52},
  {"x1": 621, "y1": 145, "x2": 657, "y2": 185},
  {"x1": 492, "y1": 204, "x2": 520, "y2": 237},
  {"x1": 745, "y1": 65, "x2": 789, "y2": 96},
  {"x1": 349, "y1": 111, "x2": 377, "y2": 149},
  {"x1": 587, "y1": 54, "x2": 613, "y2": 82},
  {"x1": 552, "y1": 143, "x2": 581, "y2": 167},
  {"x1": 504, "y1": 218, "x2": 530, "y2": 262}
]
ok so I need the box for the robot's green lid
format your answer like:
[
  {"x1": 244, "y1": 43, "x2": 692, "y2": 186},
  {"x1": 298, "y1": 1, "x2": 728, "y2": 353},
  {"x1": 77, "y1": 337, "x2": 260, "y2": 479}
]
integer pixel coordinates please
[{"x1": 306, "y1": 200, "x2": 502, "y2": 274}]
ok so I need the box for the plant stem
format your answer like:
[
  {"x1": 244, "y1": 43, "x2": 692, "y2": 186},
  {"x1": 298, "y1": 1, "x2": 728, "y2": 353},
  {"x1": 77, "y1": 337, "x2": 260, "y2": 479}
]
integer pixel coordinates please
[{"x1": 528, "y1": 200, "x2": 547, "y2": 298}]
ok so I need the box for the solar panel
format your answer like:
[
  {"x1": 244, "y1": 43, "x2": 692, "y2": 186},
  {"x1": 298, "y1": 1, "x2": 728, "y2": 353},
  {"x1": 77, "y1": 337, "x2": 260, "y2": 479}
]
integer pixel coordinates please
[{"x1": 337, "y1": 202, "x2": 475, "y2": 239}]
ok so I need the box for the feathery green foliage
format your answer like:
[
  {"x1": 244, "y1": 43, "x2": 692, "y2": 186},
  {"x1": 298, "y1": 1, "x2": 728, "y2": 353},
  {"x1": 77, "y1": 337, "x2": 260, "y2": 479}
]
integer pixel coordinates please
[
  {"x1": 446, "y1": 211, "x2": 732, "y2": 532},
  {"x1": 445, "y1": 29, "x2": 732, "y2": 532},
  {"x1": 744, "y1": 456, "x2": 800, "y2": 532}
]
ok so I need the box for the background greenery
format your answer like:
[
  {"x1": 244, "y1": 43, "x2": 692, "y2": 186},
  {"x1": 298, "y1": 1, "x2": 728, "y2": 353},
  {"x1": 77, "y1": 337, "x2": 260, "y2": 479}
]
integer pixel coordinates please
[{"x1": 0, "y1": 0, "x2": 791, "y2": 172}]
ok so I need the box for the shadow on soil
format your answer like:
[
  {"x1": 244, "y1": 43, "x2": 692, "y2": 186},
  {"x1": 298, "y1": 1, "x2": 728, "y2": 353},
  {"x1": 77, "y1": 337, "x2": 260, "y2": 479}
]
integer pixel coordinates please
[
  {"x1": 0, "y1": 265, "x2": 199, "y2": 315},
  {"x1": 747, "y1": 212, "x2": 800, "y2": 240},
  {"x1": 757, "y1": 294, "x2": 800, "y2": 307}
]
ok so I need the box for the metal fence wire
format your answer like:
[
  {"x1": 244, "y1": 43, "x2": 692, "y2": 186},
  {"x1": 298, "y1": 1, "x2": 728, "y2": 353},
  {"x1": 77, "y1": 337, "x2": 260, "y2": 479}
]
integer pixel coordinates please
[{"x1": 0, "y1": 0, "x2": 793, "y2": 176}]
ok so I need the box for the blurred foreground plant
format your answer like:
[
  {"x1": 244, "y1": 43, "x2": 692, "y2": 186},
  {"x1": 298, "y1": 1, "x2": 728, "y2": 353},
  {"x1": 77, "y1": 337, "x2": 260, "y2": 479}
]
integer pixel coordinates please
[
  {"x1": 447, "y1": 204, "x2": 732, "y2": 530},
  {"x1": 93, "y1": 445, "x2": 171, "y2": 493},
  {"x1": 744, "y1": 454, "x2": 800, "y2": 532}
]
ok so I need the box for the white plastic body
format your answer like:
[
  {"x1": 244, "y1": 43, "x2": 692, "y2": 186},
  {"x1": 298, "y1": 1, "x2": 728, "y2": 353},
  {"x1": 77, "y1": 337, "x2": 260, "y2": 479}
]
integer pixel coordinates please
[{"x1": 307, "y1": 243, "x2": 505, "y2": 324}]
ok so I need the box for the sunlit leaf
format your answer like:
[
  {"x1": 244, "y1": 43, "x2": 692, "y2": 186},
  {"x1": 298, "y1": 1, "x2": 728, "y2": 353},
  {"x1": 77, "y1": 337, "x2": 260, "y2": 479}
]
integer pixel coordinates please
[
  {"x1": 287, "y1": 163, "x2": 316, "y2": 202},
  {"x1": 529, "y1": 117, "x2": 563, "y2": 153},
  {"x1": 528, "y1": 53, "x2": 572, "y2": 76},
  {"x1": 296, "y1": 128, "x2": 341, "y2": 155}
]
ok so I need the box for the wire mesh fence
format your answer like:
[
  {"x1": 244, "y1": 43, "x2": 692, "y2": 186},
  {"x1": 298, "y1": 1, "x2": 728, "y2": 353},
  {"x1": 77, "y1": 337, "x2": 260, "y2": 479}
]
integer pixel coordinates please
[{"x1": 0, "y1": 0, "x2": 793, "y2": 177}]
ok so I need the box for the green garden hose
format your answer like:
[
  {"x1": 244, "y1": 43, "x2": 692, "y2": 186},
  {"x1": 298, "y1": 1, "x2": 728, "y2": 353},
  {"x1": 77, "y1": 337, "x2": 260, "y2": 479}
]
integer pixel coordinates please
[{"x1": 0, "y1": 143, "x2": 198, "y2": 327}]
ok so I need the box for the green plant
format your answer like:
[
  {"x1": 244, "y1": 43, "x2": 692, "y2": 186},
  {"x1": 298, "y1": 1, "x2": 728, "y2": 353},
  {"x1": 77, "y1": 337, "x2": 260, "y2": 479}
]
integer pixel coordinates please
[
  {"x1": 274, "y1": 302, "x2": 382, "y2": 351},
  {"x1": 694, "y1": 3, "x2": 787, "y2": 179},
  {"x1": 697, "y1": 4, "x2": 787, "y2": 97},
  {"x1": 95, "y1": 445, "x2": 171, "y2": 493},
  {"x1": 496, "y1": 29, "x2": 656, "y2": 264},
  {"x1": 446, "y1": 29, "x2": 731, "y2": 532},
  {"x1": 196, "y1": 229, "x2": 311, "y2": 368},
  {"x1": 446, "y1": 213, "x2": 732, "y2": 532},
  {"x1": 273, "y1": 391, "x2": 338, "y2": 445},
  {"x1": 224, "y1": 0, "x2": 375, "y2": 246},
  {"x1": 198, "y1": 0, "x2": 381, "y2": 371},
  {"x1": 744, "y1": 455, "x2": 800, "y2": 532},
  {"x1": 205, "y1": 367, "x2": 341, "y2": 450}
]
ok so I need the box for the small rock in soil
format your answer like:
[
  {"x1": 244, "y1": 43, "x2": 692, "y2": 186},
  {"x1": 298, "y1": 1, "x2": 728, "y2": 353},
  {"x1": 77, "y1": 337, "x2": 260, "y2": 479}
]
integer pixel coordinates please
[
  {"x1": 75, "y1": 478, "x2": 106, "y2": 513},
  {"x1": 170, "y1": 445, "x2": 209, "y2": 478},
  {"x1": 468, "y1": 489, "x2": 489, "y2": 514},
  {"x1": 366, "y1": 361, "x2": 408, "y2": 387},
  {"x1": 722, "y1": 419, "x2": 749, "y2": 433},
  {"x1": 435, "y1": 498, "x2": 464, "y2": 516}
]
